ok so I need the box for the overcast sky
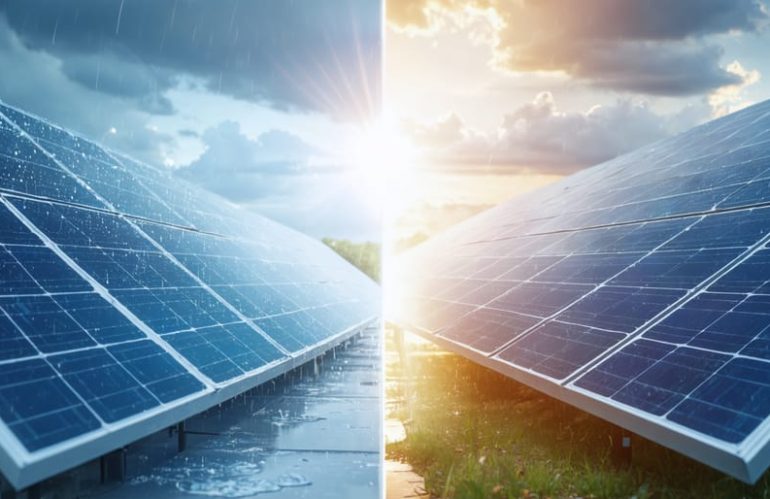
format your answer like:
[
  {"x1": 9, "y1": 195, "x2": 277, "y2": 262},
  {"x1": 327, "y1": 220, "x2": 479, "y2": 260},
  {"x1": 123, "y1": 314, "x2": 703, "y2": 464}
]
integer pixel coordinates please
[{"x1": 0, "y1": 0, "x2": 382, "y2": 241}]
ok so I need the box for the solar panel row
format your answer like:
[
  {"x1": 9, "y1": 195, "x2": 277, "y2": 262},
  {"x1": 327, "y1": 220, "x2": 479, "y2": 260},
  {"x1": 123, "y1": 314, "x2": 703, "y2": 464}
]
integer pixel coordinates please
[
  {"x1": 396, "y1": 99, "x2": 770, "y2": 482},
  {"x1": 0, "y1": 102, "x2": 379, "y2": 488}
]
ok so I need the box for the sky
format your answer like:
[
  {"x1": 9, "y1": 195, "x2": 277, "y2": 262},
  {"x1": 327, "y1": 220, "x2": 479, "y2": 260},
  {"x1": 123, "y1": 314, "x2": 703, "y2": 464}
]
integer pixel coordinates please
[
  {"x1": 3, "y1": 1, "x2": 770, "y2": 245},
  {"x1": 0, "y1": 0, "x2": 383, "y2": 241},
  {"x1": 385, "y1": 0, "x2": 770, "y2": 244}
]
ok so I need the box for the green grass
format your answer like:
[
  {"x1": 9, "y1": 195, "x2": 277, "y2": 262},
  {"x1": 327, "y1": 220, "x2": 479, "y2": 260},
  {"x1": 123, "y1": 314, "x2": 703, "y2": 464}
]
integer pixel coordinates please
[
  {"x1": 386, "y1": 340, "x2": 770, "y2": 499},
  {"x1": 322, "y1": 238, "x2": 380, "y2": 283}
]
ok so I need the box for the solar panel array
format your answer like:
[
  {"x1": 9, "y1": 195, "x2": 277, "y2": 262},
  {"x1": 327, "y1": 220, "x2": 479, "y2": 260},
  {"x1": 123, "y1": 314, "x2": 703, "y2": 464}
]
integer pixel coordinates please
[
  {"x1": 0, "y1": 102, "x2": 379, "y2": 489},
  {"x1": 396, "y1": 99, "x2": 770, "y2": 483}
]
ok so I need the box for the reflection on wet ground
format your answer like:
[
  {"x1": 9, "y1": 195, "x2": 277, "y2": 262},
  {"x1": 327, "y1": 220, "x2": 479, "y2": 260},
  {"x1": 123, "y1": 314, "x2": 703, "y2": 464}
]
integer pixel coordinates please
[{"x1": 92, "y1": 327, "x2": 381, "y2": 498}]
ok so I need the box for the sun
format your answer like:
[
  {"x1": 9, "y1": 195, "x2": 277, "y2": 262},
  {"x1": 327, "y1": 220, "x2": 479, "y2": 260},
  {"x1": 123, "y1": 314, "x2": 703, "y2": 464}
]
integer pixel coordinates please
[
  {"x1": 345, "y1": 118, "x2": 417, "y2": 183},
  {"x1": 342, "y1": 116, "x2": 419, "y2": 220}
]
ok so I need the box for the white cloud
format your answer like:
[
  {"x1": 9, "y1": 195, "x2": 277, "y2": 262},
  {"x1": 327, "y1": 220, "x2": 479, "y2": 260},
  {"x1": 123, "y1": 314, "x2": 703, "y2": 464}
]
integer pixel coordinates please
[
  {"x1": 709, "y1": 60, "x2": 762, "y2": 117},
  {"x1": 404, "y1": 93, "x2": 706, "y2": 173},
  {"x1": 176, "y1": 121, "x2": 381, "y2": 241}
]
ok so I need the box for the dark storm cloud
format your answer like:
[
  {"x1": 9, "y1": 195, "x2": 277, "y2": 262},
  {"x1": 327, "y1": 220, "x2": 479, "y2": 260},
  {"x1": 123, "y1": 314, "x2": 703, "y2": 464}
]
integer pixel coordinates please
[
  {"x1": 59, "y1": 51, "x2": 176, "y2": 114},
  {"x1": 494, "y1": 0, "x2": 768, "y2": 96},
  {"x1": 508, "y1": 41, "x2": 742, "y2": 97},
  {"x1": 389, "y1": 0, "x2": 767, "y2": 96},
  {"x1": 0, "y1": 15, "x2": 175, "y2": 163},
  {"x1": 1, "y1": 0, "x2": 381, "y2": 120},
  {"x1": 501, "y1": 0, "x2": 767, "y2": 41}
]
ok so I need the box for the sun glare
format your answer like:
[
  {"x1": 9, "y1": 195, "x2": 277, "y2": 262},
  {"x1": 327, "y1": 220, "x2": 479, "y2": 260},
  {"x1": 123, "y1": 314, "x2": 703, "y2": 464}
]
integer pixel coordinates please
[
  {"x1": 342, "y1": 117, "x2": 419, "y2": 218},
  {"x1": 340, "y1": 117, "x2": 423, "y2": 320}
]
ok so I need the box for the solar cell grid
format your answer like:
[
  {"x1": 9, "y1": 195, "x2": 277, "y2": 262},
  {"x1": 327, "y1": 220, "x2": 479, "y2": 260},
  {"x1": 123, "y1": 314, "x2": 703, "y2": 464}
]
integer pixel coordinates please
[
  {"x1": 0, "y1": 359, "x2": 102, "y2": 452},
  {"x1": 0, "y1": 194, "x2": 211, "y2": 458},
  {"x1": 0, "y1": 102, "x2": 378, "y2": 489},
  {"x1": 108, "y1": 340, "x2": 205, "y2": 403},
  {"x1": 40, "y1": 141, "x2": 189, "y2": 226},
  {"x1": 398, "y1": 99, "x2": 770, "y2": 482}
]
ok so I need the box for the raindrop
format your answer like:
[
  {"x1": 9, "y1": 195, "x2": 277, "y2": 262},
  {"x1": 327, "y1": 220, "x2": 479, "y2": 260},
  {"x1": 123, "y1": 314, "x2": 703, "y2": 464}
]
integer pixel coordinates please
[
  {"x1": 51, "y1": 18, "x2": 59, "y2": 45},
  {"x1": 115, "y1": 0, "x2": 125, "y2": 35}
]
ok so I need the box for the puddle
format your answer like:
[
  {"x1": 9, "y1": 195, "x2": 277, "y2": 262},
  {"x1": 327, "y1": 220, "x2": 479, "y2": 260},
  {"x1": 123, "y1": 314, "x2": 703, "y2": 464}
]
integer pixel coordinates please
[
  {"x1": 174, "y1": 473, "x2": 311, "y2": 497},
  {"x1": 177, "y1": 478, "x2": 282, "y2": 497},
  {"x1": 130, "y1": 456, "x2": 266, "y2": 489},
  {"x1": 270, "y1": 412, "x2": 327, "y2": 427}
]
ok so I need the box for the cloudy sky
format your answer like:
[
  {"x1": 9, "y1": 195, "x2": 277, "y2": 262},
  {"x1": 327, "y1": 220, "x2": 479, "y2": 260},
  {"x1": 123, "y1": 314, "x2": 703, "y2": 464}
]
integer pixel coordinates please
[
  {"x1": 386, "y1": 0, "x2": 770, "y2": 242},
  {"x1": 4, "y1": 1, "x2": 770, "y2": 245},
  {"x1": 0, "y1": 0, "x2": 382, "y2": 241}
]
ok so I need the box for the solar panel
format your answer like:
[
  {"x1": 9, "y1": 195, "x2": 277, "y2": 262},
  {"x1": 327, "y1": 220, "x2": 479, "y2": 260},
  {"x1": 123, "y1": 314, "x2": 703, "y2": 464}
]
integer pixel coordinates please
[
  {"x1": 396, "y1": 99, "x2": 770, "y2": 483},
  {"x1": 0, "y1": 102, "x2": 379, "y2": 489}
]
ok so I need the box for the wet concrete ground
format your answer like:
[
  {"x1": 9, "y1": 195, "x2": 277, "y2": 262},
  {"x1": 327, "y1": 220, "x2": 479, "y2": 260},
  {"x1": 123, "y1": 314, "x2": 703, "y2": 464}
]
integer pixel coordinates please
[{"x1": 88, "y1": 327, "x2": 381, "y2": 498}]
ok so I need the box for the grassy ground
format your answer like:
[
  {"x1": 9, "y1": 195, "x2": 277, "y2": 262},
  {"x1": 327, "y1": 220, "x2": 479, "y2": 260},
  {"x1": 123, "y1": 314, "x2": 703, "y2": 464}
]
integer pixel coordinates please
[{"x1": 386, "y1": 333, "x2": 770, "y2": 499}]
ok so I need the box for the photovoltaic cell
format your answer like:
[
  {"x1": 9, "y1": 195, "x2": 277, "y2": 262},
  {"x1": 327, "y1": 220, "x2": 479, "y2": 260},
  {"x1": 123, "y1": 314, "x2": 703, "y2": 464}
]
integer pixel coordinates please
[
  {"x1": 0, "y1": 313, "x2": 36, "y2": 361},
  {"x1": 49, "y1": 348, "x2": 160, "y2": 423},
  {"x1": 0, "y1": 295, "x2": 97, "y2": 353},
  {"x1": 41, "y1": 141, "x2": 189, "y2": 226},
  {"x1": 498, "y1": 321, "x2": 625, "y2": 380},
  {"x1": 397, "y1": 98, "x2": 770, "y2": 482},
  {"x1": 0, "y1": 121, "x2": 104, "y2": 209},
  {"x1": 0, "y1": 359, "x2": 101, "y2": 452},
  {"x1": 52, "y1": 294, "x2": 146, "y2": 345},
  {"x1": 440, "y1": 308, "x2": 540, "y2": 354},
  {"x1": 667, "y1": 357, "x2": 770, "y2": 443},
  {"x1": 107, "y1": 340, "x2": 204, "y2": 403},
  {"x1": 11, "y1": 198, "x2": 288, "y2": 380},
  {"x1": 604, "y1": 347, "x2": 728, "y2": 416}
]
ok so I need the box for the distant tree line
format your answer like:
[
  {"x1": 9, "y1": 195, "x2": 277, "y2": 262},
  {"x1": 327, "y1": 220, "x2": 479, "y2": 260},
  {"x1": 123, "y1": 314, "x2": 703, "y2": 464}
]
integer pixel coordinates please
[{"x1": 322, "y1": 238, "x2": 381, "y2": 283}]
